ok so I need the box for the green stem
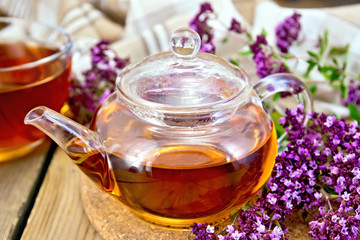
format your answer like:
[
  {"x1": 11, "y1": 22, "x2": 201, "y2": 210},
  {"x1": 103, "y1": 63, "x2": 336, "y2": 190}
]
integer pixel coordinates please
[{"x1": 321, "y1": 188, "x2": 333, "y2": 211}]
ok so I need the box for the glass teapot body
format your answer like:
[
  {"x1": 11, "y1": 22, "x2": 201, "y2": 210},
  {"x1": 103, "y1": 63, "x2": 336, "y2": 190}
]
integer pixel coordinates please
[
  {"x1": 89, "y1": 90, "x2": 276, "y2": 229},
  {"x1": 85, "y1": 50, "x2": 277, "y2": 228}
]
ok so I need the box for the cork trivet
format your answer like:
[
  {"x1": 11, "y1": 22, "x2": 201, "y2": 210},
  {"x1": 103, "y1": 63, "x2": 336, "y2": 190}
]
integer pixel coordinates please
[
  {"x1": 285, "y1": 211, "x2": 311, "y2": 240},
  {"x1": 80, "y1": 175, "x2": 193, "y2": 240},
  {"x1": 80, "y1": 175, "x2": 311, "y2": 239}
]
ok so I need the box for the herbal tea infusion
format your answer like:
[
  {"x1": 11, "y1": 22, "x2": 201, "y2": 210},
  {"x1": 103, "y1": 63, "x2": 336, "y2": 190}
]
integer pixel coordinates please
[
  {"x1": 66, "y1": 100, "x2": 278, "y2": 228},
  {"x1": 0, "y1": 42, "x2": 71, "y2": 159},
  {"x1": 0, "y1": 17, "x2": 72, "y2": 161}
]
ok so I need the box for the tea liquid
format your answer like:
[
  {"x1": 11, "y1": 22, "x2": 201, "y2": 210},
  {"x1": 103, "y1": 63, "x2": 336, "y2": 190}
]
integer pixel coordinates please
[
  {"x1": 0, "y1": 41, "x2": 71, "y2": 156},
  {"x1": 74, "y1": 102, "x2": 277, "y2": 229}
]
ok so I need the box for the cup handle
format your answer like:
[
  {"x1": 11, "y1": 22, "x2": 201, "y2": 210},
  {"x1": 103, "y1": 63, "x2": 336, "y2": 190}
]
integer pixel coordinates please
[{"x1": 253, "y1": 73, "x2": 313, "y2": 142}]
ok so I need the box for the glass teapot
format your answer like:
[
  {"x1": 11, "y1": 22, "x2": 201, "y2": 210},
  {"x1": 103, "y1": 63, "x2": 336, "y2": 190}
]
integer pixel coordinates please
[{"x1": 24, "y1": 28, "x2": 312, "y2": 229}]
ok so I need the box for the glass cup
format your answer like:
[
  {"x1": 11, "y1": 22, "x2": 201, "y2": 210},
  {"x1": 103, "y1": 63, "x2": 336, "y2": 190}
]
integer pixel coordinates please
[{"x1": 0, "y1": 17, "x2": 72, "y2": 161}]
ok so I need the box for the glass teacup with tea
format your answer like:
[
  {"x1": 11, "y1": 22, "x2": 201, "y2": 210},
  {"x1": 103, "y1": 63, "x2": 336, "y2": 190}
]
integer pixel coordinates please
[
  {"x1": 24, "y1": 28, "x2": 312, "y2": 229},
  {"x1": 0, "y1": 17, "x2": 72, "y2": 161}
]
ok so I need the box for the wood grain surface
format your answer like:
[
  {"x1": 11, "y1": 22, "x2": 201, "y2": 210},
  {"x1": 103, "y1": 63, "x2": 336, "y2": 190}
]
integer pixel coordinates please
[
  {"x1": 0, "y1": 140, "x2": 51, "y2": 240},
  {"x1": 21, "y1": 149, "x2": 103, "y2": 240}
]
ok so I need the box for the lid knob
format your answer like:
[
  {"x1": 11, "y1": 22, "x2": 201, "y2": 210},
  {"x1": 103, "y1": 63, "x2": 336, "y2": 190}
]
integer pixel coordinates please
[{"x1": 170, "y1": 27, "x2": 201, "y2": 58}]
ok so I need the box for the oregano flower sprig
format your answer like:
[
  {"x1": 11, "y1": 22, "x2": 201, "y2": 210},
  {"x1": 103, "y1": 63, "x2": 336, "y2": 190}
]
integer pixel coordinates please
[
  {"x1": 276, "y1": 12, "x2": 302, "y2": 53},
  {"x1": 249, "y1": 34, "x2": 290, "y2": 78},
  {"x1": 189, "y1": 2, "x2": 216, "y2": 54},
  {"x1": 189, "y1": 2, "x2": 247, "y2": 55},
  {"x1": 189, "y1": 2, "x2": 360, "y2": 239},
  {"x1": 303, "y1": 30, "x2": 350, "y2": 96},
  {"x1": 191, "y1": 104, "x2": 360, "y2": 239},
  {"x1": 68, "y1": 40, "x2": 129, "y2": 124}
]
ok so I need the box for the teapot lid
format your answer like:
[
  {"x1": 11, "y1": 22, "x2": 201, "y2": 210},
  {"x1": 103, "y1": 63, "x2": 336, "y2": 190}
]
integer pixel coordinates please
[{"x1": 116, "y1": 28, "x2": 252, "y2": 125}]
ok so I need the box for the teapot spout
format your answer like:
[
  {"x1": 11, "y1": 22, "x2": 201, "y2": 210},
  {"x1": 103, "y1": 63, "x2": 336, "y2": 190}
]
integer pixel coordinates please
[{"x1": 25, "y1": 106, "x2": 118, "y2": 194}]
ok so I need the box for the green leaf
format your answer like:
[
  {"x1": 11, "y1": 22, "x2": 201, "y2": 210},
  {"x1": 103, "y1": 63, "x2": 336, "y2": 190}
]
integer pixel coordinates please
[
  {"x1": 323, "y1": 185, "x2": 336, "y2": 194},
  {"x1": 348, "y1": 104, "x2": 360, "y2": 121},
  {"x1": 229, "y1": 59, "x2": 240, "y2": 66},
  {"x1": 230, "y1": 209, "x2": 239, "y2": 221},
  {"x1": 296, "y1": 39, "x2": 305, "y2": 47},
  {"x1": 245, "y1": 31, "x2": 253, "y2": 42},
  {"x1": 283, "y1": 63, "x2": 290, "y2": 71},
  {"x1": 271, "y1": 110, "x2": 285, "y2": 139},
  {"x1": 342, "y1": 45, "x2": 350, "y2": 71},
  {"x1": 332, "y1": 58, "x2": 338, "y2": 66},
  {"x1": 231, "y1": 209, "x2": 238, "y2": 215},
  {"x1": 95, "y1": 89, "x2": 103, "y2": 96},
  {"x1": 340, "y1": 83, "x2": 347, "y2": 99},
  {"x1": 304, "y1": 59, "x2": 317, "y2": 78},
  {"x1": 275, "y1": 221, "x2": 281, "y2": 228},
  {"x1": 329, "y1": 194, "x2": 340, "y2": 198},
  {"x1": 261, "y1": 28, "x2": 267, "y2": 37},
  {"x1": 238, "y1": 50, "x2": 252, "y2": 56},
  {"x1": 310, "y1": 85, "x2": 317, "y2": 95},
  {"x1": 280, "y1": 54, "x2": 296, "y2": 60},
  {"x1": 318, "y1": 65, "x2": 341, "y2": 83},
  {"x1": 307, "y1": 51, "x2": 319, "y2": 60},
  {"x1": 222, "y1": 37, "x2": 228, "y2": 44},
  {"x1": 334, "y1": 112, "x2": 341, "y2": 120},
  {"x1": 329, "y1": 44, "x2": 349, "y2": 56},
  {"x1": 241, "y1": 204, "x2": 251, "y2": 211},
  {"x1": 319, "y1": 29, "x2": 329, "y2": 57},
  {"x1": 272, "y1": 92, "x2": 281, "y2": 102}
]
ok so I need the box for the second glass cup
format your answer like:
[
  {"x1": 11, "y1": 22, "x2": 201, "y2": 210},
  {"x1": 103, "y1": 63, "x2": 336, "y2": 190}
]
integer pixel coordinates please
[{"x1": 0, "y1": 17, "x2": 72, "y2": 161}]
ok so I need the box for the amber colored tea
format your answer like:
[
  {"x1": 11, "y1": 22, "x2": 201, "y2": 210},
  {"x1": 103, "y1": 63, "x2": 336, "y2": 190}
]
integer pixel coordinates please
[
  {"x1": 115, "y1": 136, "x2": 276, "y2": 228},
  {"x1": 68, "y1": 102, "x2": 277, "y2": 229},
  {"x1": 0, "y1": 41, "x2": 71, "y2": 159}
]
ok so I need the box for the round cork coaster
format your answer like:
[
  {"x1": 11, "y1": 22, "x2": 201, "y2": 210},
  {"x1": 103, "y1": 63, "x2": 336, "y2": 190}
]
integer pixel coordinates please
[
  {"x1": 80, "y1": 175, "x2": 193, "y2": 240},
  {"x1": 80, "y1": 175, "x2": 310, "y2": 240}
]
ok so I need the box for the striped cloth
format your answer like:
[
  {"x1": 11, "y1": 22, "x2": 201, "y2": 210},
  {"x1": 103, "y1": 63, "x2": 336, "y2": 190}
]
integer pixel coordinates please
[
  {"x1": 1, "y1": 0, "x2": 359, "y2": 61},
  {"x1": 112, "y1": 0, "x2": 249, "y2": 61},
  {"x1": 1, "y1": 0, "x2": 360, "y2": 117},
  {"x1": 0, "y1": 0, "x2": 248, "y2": 61},
  {"x1": 0, "y1": 0, "x2": 126, "y2": 41}
]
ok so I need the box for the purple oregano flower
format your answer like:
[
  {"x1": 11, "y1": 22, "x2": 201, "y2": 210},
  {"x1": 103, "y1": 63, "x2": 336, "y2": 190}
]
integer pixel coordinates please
[
  {"x1": 249, "y1": 35, "x2": 289, "y2": 78},
  {"x1": 192, "y1": 104, "x2": 360, "y2": 239},
  {"x1": 229, "y1": 18, "x2": 243, "y2": 34},
  {"x1": 342, "y1": 79, "x2": 360, "y2": 109},
  {"x1": 275, "y1": 12, "x2": 301, "y2": 53},
  {"x1": 68, "y1": 40, "x2": 129, "y2": 124},
  {"x1": 189, "y1": 2, "x2": 216, "y2": 54}
]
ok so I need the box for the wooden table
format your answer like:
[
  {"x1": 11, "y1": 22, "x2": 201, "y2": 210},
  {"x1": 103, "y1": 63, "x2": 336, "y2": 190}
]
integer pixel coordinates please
[
  {"x1": 0, "y1": 141, "x2": 102, "y2": 240},
  {"x1": 1, "y1": 1, "x2": 360, "y2": 240}
]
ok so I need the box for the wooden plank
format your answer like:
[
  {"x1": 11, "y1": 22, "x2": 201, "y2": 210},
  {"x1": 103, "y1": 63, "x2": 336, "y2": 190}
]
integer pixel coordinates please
[
  {"x1": 273, "y1": 0, "x2": 359, "y2": 8},
  {"x1": 21, "y1": 148, "x2": 103, "y2": 240},
  {"x1": 0, "y1": 140, "x2": 51, "y2": 239}
]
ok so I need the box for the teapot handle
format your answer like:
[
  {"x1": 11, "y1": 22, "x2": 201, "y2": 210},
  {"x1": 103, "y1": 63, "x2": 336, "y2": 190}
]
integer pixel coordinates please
[{"x1": 253, "y1": 73, "x2": 313, "y2": 141}]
